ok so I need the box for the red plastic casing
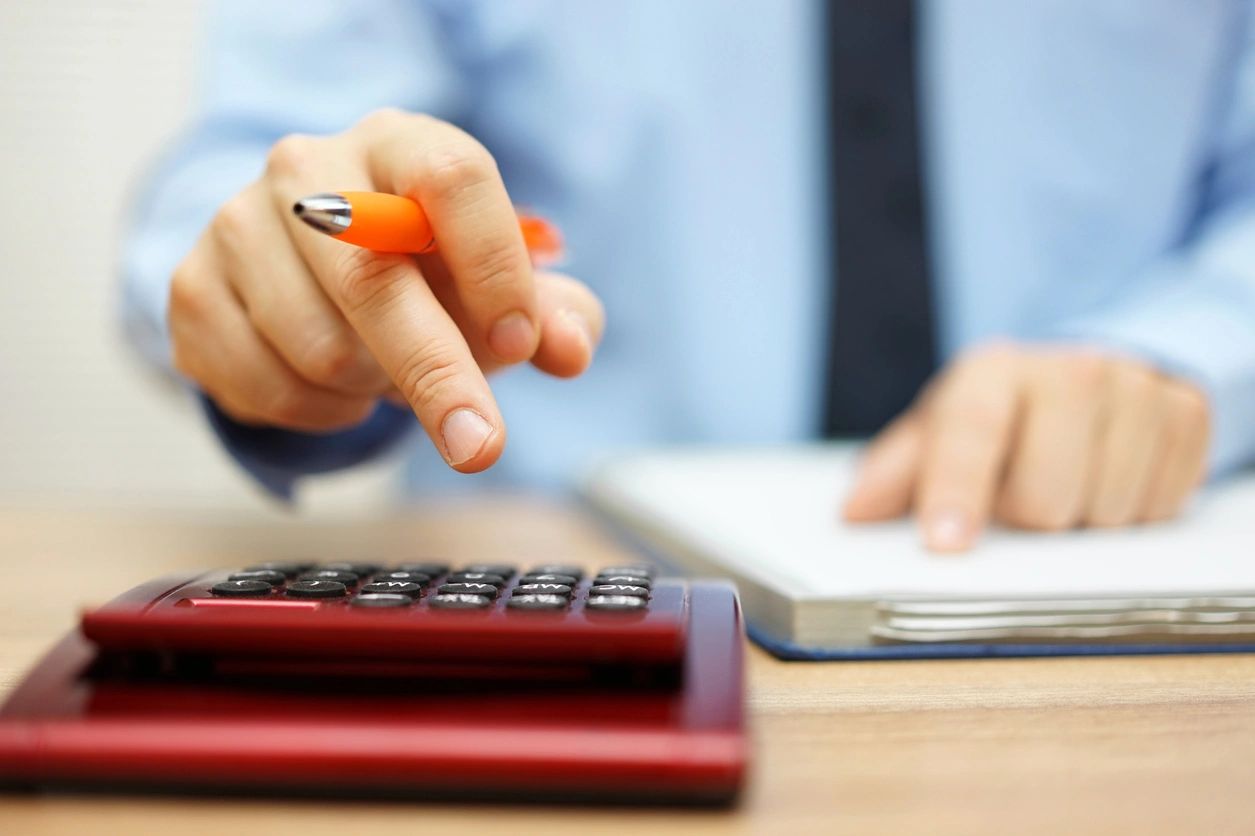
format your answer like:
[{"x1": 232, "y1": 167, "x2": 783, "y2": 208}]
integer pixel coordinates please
[{"x1": 0, "y1": 577, "x2": 746, "y2": 804}]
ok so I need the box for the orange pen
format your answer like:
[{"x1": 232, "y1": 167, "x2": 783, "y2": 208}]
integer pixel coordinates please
[{"x1": 292, "y1": 191, "x2": 564, "y2": 266}]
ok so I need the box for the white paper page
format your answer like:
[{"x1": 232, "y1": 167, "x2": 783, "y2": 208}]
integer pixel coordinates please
[{"x1": 588, "y1": 444, "x2": 1255, "y2": 601}]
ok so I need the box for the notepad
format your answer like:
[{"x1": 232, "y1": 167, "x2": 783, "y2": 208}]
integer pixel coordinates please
[{"x1": 583, "y1": 444, "x2": 1255, "y2": 658}]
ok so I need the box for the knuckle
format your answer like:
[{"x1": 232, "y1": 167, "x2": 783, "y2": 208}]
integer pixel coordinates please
[
  {"x1": 1061, "y1": 352, "x2": 1109, "y2": 395},
  {"x1": 299, "y1": 329, "x2": 372, "y2": 388},
  {"x1": 934, "y1": 393, "x2": 1011, "y2": 436},
  {"x1": 1164, "y1": 385, "x2": 1210, "y2": 433},
  {"x1": 333, "y1": 247, "x2": 408, "y2": 314},
  {"x1": 422, "y1": 141, "x2": 497, "y2": 203},
  {"x1": 960, "y1": 339, "x2": 1021, "y2": 370},
  {"x1": 265, "y1": 133, "x2": 317, "y2": 180},
  {"x1": 210, "y1": 193, "x2": 254, "y2": 251},
  {"x1": 463, "y1": 236, "x2": 525, "y2": 293},
  {"x1": 357, "y1": 106, "x2": 410, "y2": 134},
  {"x1": 394, "y1": 341, "x2": 463, "y2": 415},
  {"x1": 167, "y1": 262, "x2": 206, "y2": 321},
  {"x1": 1114, "y1": 364, "x2": 1156, "y2": 403}
]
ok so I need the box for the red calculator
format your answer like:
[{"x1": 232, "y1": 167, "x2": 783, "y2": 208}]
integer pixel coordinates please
[{"x1": 0, "y1": 561, "x2": 746, "y2": 804}]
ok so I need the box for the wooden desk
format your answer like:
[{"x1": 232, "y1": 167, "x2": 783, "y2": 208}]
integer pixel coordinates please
[{"x1": 3, "y1": 502, "x2": 1253, "y2": 835}]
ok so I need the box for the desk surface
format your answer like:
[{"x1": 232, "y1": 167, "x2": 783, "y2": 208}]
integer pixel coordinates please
[{"x1": 2, "y1": 502, "x2": 1253, "y2": 835}]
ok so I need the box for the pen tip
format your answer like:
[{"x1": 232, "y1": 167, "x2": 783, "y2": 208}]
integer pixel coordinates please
[{"x1": 292, "y1": 193, "x2": 352, "y2": 235}]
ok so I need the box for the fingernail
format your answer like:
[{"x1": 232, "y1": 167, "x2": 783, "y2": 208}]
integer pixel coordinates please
[
  {"x1": 925, "y1": 509, "x2": 974, "y2": 553},
  {"x1": 558, "y1": 308, "x2": 592, "y2": 351},
  {"x1": 441, "y1": 408, "x2": 493, "y2": 466},
  {"x1": 488, "y1": 311, "x2": 536, "y2": 362}
]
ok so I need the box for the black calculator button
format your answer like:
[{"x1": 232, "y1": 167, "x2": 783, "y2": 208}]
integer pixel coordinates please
[
  {"x1": 298, "y1": 570, "x2": 359, "y2": 586},
  {"x1": 322, "y1": 562, "x2": 380, "y2": 578},
  {"x1": 286, "y1": 580, "x2": 349, "y2": 599},
  {"x1": 589, "y1": 584, "x2": 650, "y2": 599},
  {"x1": 521, "y1": 573, "x2": 579, "y2": 586},
  {"x1": 228, "y1": 570, "x2": 286, "y2": 586},
  {"x1": 507, "y1": 594, "x2": 569, "y2": 611},
  {"x1": 514, "y1": 583, "x2": 573, "y2": 597},
  {"x1": 429, "y1": 593, "x2": 494, "y2": 609},
  {"x1": 395, "y1": 562, "x2": 449, "y2": 577},
  {"x1": 439, "y1": 582, "x2": 499, "y2": 597},
  {"x1": 350, "y1": 593, "x2": 413, "y2": 608},
  {"x1": 359, "y1": 580, "x2": 424, "y2": 598},
  {"x1": 243, "y1": 562, "x2": 313, "y2": 577},
  {"x1": 447, "y1": 572, "x2": 507, "y2": 586},
  {"x1": 594, "y1": 574, "x2": 653, "y2": 589},
  {"x1": 461, "y1": 564, "x2": 516, "y2": 578},
  {"x1": 375, "y1": 571, "x2": 432, "y2": 585},
  {"x1": 211, "y1": 579, "x2": 273, "y2": 597},
  {"x1": 528, "y1": 564, "x2": 584, "y2": 579},
  {"x1": 586, "y1": 595, "x2": 649, "y2": 612},
  {"x1": 598, "y1": 565, "x2": 654, "y2": 578}
]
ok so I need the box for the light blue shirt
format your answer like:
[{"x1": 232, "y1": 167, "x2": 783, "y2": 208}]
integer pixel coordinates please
[{"x1": 123, "y1": 0, "x2": 1255, "y2": 497}]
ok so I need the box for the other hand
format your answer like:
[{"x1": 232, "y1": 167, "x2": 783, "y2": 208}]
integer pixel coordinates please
[{"x1": 842, "y1": 343, "x2": 1211, "y2": 552}]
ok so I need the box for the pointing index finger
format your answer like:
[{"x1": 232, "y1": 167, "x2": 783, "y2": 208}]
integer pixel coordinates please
[{"x1": 915, "y1": 347, "x2": 1023, "y2": 552}]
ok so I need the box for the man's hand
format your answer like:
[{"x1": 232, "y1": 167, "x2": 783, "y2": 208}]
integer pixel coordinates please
[
  {"x1": 168, "y1": 109, "x2": 604, "y2": 472},
  {"x1": 843, "y1": 343, "x2": 1211, "y2": 552}
]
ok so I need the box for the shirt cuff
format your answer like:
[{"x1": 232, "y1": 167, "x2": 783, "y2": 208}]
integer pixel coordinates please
[{"x1": 201, "y1": 395, "x2": 417, "y2": 499}]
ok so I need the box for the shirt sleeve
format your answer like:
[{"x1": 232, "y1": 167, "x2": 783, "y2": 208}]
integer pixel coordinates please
[
  {"x1": 119, "y1": 0, "x2": 470, "y2": 497},
  {"x1": 1049, "y1": 10, "x2": 1255, "y2": 477}
]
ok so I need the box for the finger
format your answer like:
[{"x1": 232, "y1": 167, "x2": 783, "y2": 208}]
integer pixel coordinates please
[
  {"x1": 323, "y1": 244, "x2": 506, "y2": 472},
  {"x1": 414, "y1": 261, "x2": 605, "y2": 380},
  {"x1": 212, "y1": 184, "x2": 390, "y2": 396},
  {"x1": 530, "y1": 272, "x2": 606, "y2": 378},
  {"x1": 259, "y1": 132, "x2": 506, "y2": 470},
  {"x1": 357, "y1": 110, "x2": 539, "y2": 365},
  {"x1": 995, "y1": 352, "x2": 1104, "y2": 531},
  {"x1": 1082, "y1": 364, "x2": 1163, "y2": 527},
  {"x1": 842, "y1": 413, "x2": 924, "y2": 522},
  {"x1": 169, "y1": 252, "x2": 376, "y2": 432},
  {"x1": 1141, "y1": 381, "x2": 1211, "y2": 521},
  {"x1": 915, "y1": 345, "x2": 1023, "y2": 552}
]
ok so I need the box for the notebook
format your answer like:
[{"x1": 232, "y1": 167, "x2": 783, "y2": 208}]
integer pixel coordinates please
[{"x1": 582, "y1": 444, "x2": 1255, "y2": 660}]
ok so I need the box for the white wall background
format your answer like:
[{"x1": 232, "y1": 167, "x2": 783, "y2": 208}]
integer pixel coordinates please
[{"x1": 0, "y1": 1, "x2": 402, "y2": 511}]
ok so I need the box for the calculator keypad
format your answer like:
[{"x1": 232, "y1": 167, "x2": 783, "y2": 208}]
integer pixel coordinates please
[{"x1": 207, "y1": 561, "x2": 657, "y2": 614}]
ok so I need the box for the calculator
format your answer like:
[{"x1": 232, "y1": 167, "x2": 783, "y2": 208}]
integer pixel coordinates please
[{"x1": 0, "y1": 560, "x2": 746, "y2": 804}]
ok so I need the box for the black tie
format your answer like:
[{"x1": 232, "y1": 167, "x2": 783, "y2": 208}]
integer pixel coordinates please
[{"x1": 821, "y1": 0, "x2": 937, "y2": 437}]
